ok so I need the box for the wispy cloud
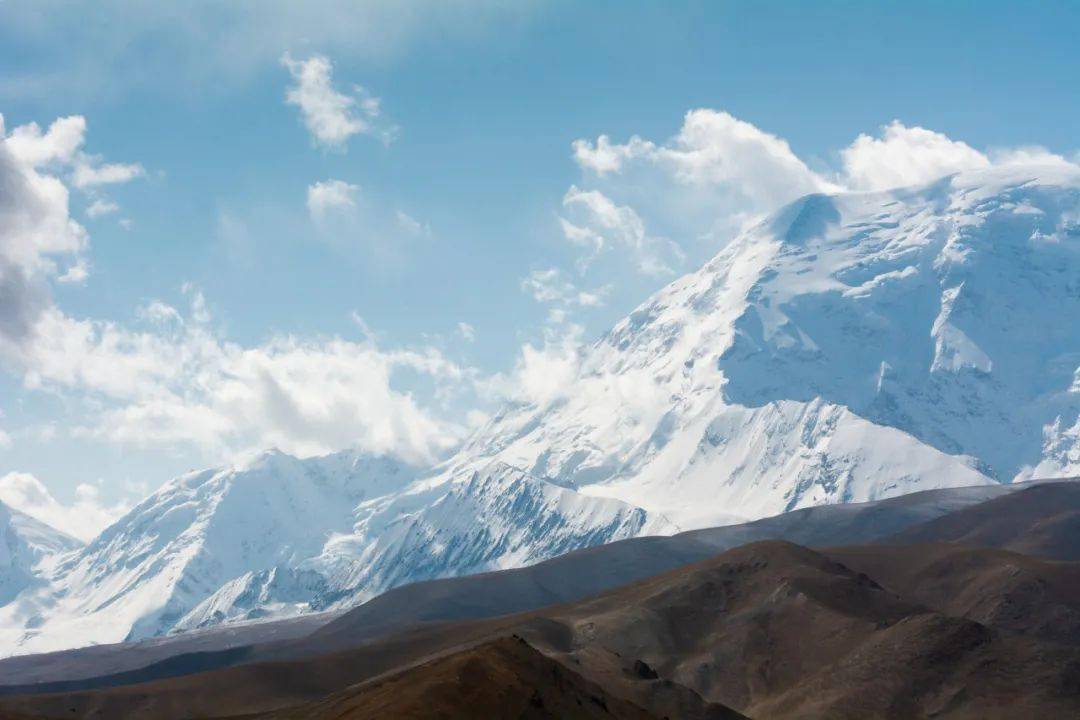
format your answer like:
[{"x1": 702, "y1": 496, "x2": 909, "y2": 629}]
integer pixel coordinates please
[
  {"x1": 86, "y1": 199, "x2": 119, "y2": 218},
  {"x1": 521, "y1": 267, "x2": 609, "y2": 308},
  {"x1": 456, "y1": 322, "x2": 476, "y2": 342},
  {"x1": 281, "y1": 52, "x2": 396, "y2": 150}
]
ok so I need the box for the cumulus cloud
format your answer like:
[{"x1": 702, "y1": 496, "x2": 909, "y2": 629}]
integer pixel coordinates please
[
  {"x1": 306, "y1": 178, "x2": 359, "y2": 221},
  {"x1": 15, "y1": 292, "x2": 471, "y2": 464},
  {"x1": 654, "y1": 110, "x2": 830, "y2": 201},
  {"x1": 573, "y1": 109, "x2": 834, "y2": 210},
  {"x1": 0, "y1": 113, "x2": 143, "y2": 354},
  {"x1": 3, "y1": 115, "x2": 86, "y2": 166},
  {"x1": 0, "y1": 115, "x2": 88, "y2": 348},
  {"x1": 840, "y1": 121, "x2": 991, "y2": 191},
  {"x1": 0, "y1": 471, "x2": 130, "y2": 541},
  {"x1": 2, "y1": 113, "x2": 144, "y2": 190},
  {"x1": 281, "y1": 52, "x2": 396, "y2": 149}
]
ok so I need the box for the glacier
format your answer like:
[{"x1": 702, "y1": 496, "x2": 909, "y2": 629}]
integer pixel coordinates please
[{"x1": 1, "y1": 162, "x2": 1078, "y2": 656}]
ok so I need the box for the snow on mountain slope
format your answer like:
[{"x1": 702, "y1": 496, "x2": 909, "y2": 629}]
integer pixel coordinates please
[
  {"x1": 2, "y1": 162, "x2": 1077, "y2": 656},
  {"x1": 451, "y1": 163, "x2": 1080, "y2": 528},
  {"x1": 172, "y1": 460, "x2": 666, "y2": 633},
  {"x1": 0, "y1": 501, "x2": 81, "y2": 606},
  {"x1": 0, "y1": 450, "x2": 420, "y2": 654},
  {"x1": 0, "y1": 453, "x2": 666, "y2": 655}
]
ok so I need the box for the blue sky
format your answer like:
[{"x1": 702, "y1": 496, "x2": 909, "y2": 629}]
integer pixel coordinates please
[{"x1": 0, "y1": 0, "x2": 1077, "y2": 538}]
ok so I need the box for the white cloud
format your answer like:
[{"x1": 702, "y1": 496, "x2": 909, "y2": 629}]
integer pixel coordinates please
[
  {"x1": 0, "y1": 115, "x2": 88, "y2": 348},
  {"x1": 653, "y1": 110, "x2": 832, "y2": 200},
  {"x1": 281, "y1": 52, "x2": 396, "y2": 150},
  {"x1": 16, "y1": 296, "x2": 472, "y2": 465},
  {"x1": 1, "y1": 113, "x2": 144, "y2": 190},
  {"x1": 576, "y1": 289, "x2": 606, "y2": 307},
  {"x1": 350, "y1": 311, "x2": 376, "y2": 339},
  {"x1": 521, "y1": 268, "x2": 572, "y2": 303},
  {"x1": 307, "y1": 178, "x2": 359, "y2": 221},
  {"x1": 521, "y1": 267, "x2": 610, "y2": 308},
  {"x1": 840, "y1": 121, "x2": 991, "y2": 191},
  {"x1": 456, "y1": 322, "x2": 476, "y2": 342},
  {"x1": 572, "y1": 134, "x2": 654, "y2": 175},
  {"x1": 396, "y1": 210, "x2": 430, "y2": 237},
  {"x1": 85, "y1": 198, "x2": 119, "y2": 218},
  {"x1": 56, "y1": 257, "x2": 89, "y2": 284},
  {"x1": 514, "y1": 335, "x2": 581, "y2": 407},
  {"x1": 0, "y1": 113, "x2": 142, "y2": 352},
  {"x1": 479, "y1": 323, "x2": 585, "y2": 409},
  {"x1": 3, "y1": 115, "x2": 86, "y2": 166},
  {"x1": 988, "y1": 145, "x2": 1080, "y2": 170},
  {"x1": 0, "y1": 429, "x2": 10, "y2": 449},
  {"x1": 572, "y1": 110, "x2": 834, "y2": 211},
  {"x1": 0, "y1": 471, "x2": 130, "y2": 542},
  {"x1": 71, "y1": 158, "x2": 145, "y2": 189},
  {"x1": 560, "y1": 187, "x2": 683, "y2": 275},
  {"x1": 138, "y1": 299, "x2": 184, "y2": 326}
]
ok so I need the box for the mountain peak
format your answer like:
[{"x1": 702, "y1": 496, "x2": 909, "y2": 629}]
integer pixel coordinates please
[{"x1": 448, "y1": 165, "x2": 1079, "y2": 525}]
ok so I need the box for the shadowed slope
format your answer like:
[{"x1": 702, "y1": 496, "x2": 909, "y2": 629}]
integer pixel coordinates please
[
  {"x1": 829, "y1": 543, "x2": 1080, "y2": 644},
  {"x1": 887, "y1": 480, "x2": 1080, "y2": 558},
  {"x1": 526, "y1": 541, "x2": 1080, "y2": 719},
  {"x1": 257, "y1": 635, "x2": 744, "y2": 720}
]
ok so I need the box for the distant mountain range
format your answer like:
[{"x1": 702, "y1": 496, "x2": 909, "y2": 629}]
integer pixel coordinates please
[{"x1": 1, "y1": 162, "x2": 1077, "y2": 656}]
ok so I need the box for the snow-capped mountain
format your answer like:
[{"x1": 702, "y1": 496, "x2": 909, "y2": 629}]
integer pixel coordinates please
[
  {"x1": 1, "y1": 162, "x2": 1077, "y2": 656},
  {"x1": 456, "y1": 162, "x2": 1080, "y2": 528},
  {"x1": 171, "y1": 458, "x2": 664, "y2": 634},
  {"x1": 0, "y1": 501, "x2": 81, "y2": 606},
  {"x1": 0, "y1": 452, "x2": 665, "y2": 655}
]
